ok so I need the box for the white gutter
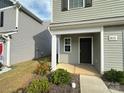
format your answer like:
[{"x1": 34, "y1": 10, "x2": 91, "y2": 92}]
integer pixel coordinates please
[
  {"x1": 9, "y1": 0, "x2": 17, "y2": 4},
  {"x1": 0, "y1": 6, "x2": 16, "y2": 12}
]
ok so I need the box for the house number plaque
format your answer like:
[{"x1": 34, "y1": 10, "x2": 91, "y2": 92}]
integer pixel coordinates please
[{"x1": 109, "y1": 35, "x2": 118, "y2": 41}]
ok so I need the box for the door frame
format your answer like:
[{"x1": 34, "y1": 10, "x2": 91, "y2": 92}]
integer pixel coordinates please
[
  {"x1": 0, "y1": 42, "x2": 4, "y2": 64},
  {"x1": 78, "y1": 36, "x2": 93, "y2": 65}
]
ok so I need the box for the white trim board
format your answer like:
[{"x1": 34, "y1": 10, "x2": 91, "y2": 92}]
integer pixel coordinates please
[
  {"x1": 51, "y1": 27, "x2": 101, "y2": 35},
  {"x1": 0, "y1": 42, "x2": 4, "y2": 64},
  {"x1": 51, "y1": 35, "x2": 57, "y2": 71},
  {"x1": 6, "y1": 37, "x2": 11, "y2": 67},
  {"x1": 100, "y1": 27, "x2": 104, "y2": 74},
  {"x1": 0, "y1": 6, "x2": 16, "y2": 12},
  {"x1": 78, "y1": 37, "x2": 93, "y2": 65}
]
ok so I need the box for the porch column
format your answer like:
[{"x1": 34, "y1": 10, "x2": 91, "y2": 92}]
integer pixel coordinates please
[
  {"x1": 51, "y1": 34, "x2": 57, "y2": 71},
  {"x1": 100, "y1": 27, "x2": 104, "y2": 74},
  {"x1": 6, "y1": 37, "x2": 11, "y2": 67}
]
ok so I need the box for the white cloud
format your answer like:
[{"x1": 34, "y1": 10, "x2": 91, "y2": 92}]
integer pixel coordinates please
[{"x1": 18, "y1": 0, "x2": 51, "y2": 20}]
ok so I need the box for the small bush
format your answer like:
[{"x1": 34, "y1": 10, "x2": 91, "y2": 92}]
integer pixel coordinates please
[
  {"x1": 103, "y1": 69, "x2": 124, "y2": 83},
  {"x1": 0, "y1": 63, "x2": 3, "y2": 71},
  {"x1": 119, "y1": 78, "x2": 124, "y2": 85},
  {"x1": 26, "y1": 78, "x2": 49, "y2": 93},
  {"x1": 0, "y1": 63, "x2": 3, "y2": 68},
  {"x1": 50, "y1": 69, "x2": 71, "y2": 85},
  {"x1": 34, "y1": 63, "x2": 50, "y2": 76}
]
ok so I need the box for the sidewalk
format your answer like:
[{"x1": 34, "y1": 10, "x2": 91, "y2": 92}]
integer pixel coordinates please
[
  {"x1": 110, "y1": 89, "x2": 124, "y2": 93},
  {"x1": 80, "y1": 75, "x2": 110, "y2": 93}
]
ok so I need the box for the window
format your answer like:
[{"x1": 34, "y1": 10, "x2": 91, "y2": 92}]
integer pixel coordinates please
[
  {"x1": 64, "y1": 37, "x2": 71, "y2": 53},
  {"x1": 0, "y1": 12, "x2": 4, "y2": 27},
  {"x1": 85, "y1": 0, "x2": 92, "y2": 7},
  {"x1": 69, "y1": 0, "x2": 83, "y2": 9},
  {"x1": 61, "y1": 0, "x2": 92, "y2": 11},
  {"x1": 61, "y1": 0, "x2": 68, "y2": 11}
]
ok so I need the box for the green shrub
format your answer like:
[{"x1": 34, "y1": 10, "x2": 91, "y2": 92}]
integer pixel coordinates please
[
  {"x1": 103, "y1": 69, "x2": 124, "y2": 83},
  {"x1": 26, "y1": 78, "x2": 49, "y2": 93},
  {"x1": 119, "y1": 78, "x2": 124, "y2": 85},
  {"x1": 0, "y1": 63, "x2": 3, "y2": 71},
  {"x1": 0, "y1": 63, "x2": 3, "y2": 68},
  {"x1": 50, "y1": 69, "x2": 71, "y2": 85},
  {"x1": 34, "y1": 63, "x2": 50, "y2": 76}
]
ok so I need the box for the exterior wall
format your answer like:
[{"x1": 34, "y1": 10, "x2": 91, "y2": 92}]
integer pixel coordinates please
[
  {"x1": 104, "y1": 26, "x2": 124, "y2": 71},
  {"x1": 53, "y1": 0, "x2": 124, "y2": 23},
  {"x1": 10, "y1": 10, "x2": 51, "y2": 65},
  {"x1": 0, "y1": 0, "x2": 13, "y2": 9},
  {"x1": 0, "y1": 7, "x2": 16, "y2": 32},
  {"x1": 59, "y1": 34, "x2": 80, "y2": 64},
  {"x1": 93, "y1": 33, "x2": 100, "y2": 71},
  {"x1": 58, "y1": 33, "x2": 100, "y2": 72}
]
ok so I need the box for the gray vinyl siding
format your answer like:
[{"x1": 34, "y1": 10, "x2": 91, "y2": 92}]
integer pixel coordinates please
[
  {"x1": 10, "y1": 9, "x2": 51, "y2": 64},
  {"x1": 53, "y1": 0, "x2": 124, "y2": 23},
  {"x1": 0, "y1": 7, "x2": 16, "y2": 32},
  {"x1": 0, "y1": 0, "x2": 13, "y2": 9},
  {"x1": 59, "y1": 33, "x2": 101, "y2": 72},
  {"x1": 93, "y1": 33, "x2": 100, "y2": 71},
  {"x1": 104, "y1": 26, "x2": 124, "y2": 71},
  {"x1": 59, "y1": 35, "x2": 79, "y2": 64}
]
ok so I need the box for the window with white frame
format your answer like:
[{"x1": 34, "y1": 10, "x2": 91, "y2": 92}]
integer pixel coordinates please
[
  {"x1": 69, "y1": 0, "x2": 83, "y2": 9},
  {"x1": 85, "y1": 0, "x2": 92, "y2": 7},
  {"x1": 64, "y1": 37, "x2": 71, "y2": 52},
  {"x1": 61, "y1": 0, "x2": 92, "y2": 11}
]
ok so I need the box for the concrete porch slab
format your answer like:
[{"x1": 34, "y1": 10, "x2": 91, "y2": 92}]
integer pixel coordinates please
[{"x1": 57, "y1": 63, "x2": 100, "y2": 76}]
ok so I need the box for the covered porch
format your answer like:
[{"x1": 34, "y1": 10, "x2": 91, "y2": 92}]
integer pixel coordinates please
[
  {"x1": 50, "y1": 26, "x2": 104, "y2": 74},
  {"x1": 57, "y1": 63, "x2": 100, "y2": 76}
]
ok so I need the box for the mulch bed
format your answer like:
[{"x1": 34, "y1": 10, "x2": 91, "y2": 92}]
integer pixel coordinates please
[
  {"x1": 15, "y1": 74, "x2": 80, "y2": 93},
  {"x1": 49, "y1": 74, "x2": 80, "y2": 93},
  {"x1": 104, "y1": 81, "x2": 124, "y2": 92}
]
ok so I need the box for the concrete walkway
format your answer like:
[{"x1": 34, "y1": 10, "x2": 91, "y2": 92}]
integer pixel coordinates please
[
  {"x1": 110, "y1": 89, "x2": 124, "y2": 93},
  {"x1": 80, "y1": 75, "x2": 110, "y2": 93}
]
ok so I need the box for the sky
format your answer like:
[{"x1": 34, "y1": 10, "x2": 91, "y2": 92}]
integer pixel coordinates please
[{"x1": 18, "y1": 0, "x2": 51, "y2": 21}]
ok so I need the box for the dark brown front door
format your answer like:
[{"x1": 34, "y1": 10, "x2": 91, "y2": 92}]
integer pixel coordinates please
[{"x1": 80, "y1": 38, "x2": 92, "y2": 64}]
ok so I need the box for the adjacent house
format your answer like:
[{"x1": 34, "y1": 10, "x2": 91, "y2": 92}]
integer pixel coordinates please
[
  {"x1": 0, "y1": 0, "x2": 51, "y2": 67},
  {"x1": 49, "y1": 0, "x2": 124, "y2": 74}
]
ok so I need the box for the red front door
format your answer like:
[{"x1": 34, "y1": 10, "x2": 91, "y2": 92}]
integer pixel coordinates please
[{"x1": 0, "y1": 43, "x2": 3, "y2": 56}]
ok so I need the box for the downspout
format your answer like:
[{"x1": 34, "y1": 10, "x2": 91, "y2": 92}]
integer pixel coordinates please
[{"x1": 16, "y1": 3, "x2": 21, "y2": 29}]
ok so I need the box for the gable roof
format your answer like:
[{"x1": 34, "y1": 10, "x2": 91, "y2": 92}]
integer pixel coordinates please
[{"x1": 9, "y1": 0, "x2": 43, "y2": 24}]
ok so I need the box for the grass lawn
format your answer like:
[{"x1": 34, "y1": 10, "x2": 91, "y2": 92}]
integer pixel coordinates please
[{"x1": 0, "y1": 57, "x2": 50, "y2": 93}]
